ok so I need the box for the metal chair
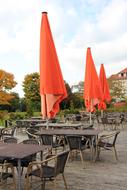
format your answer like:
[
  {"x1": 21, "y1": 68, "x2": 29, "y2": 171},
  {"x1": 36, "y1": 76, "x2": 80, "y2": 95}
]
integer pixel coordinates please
[
  {"x1": 96, "y1": 131, "x2": 120, "y2": 162},
  {"x1": 25, "y1": 151, "x2": 69, "y2": 190}
]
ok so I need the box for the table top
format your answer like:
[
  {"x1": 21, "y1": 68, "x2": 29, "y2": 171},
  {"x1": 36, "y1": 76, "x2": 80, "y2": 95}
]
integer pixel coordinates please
[
  {"x1": 0, "y1": 143, "x2": 48, "y2": 159},
  {"x1": 36, "y1": 129, "x2": 101, "y2": 136},
  {"x1": 36, "y1": 122, "x2": 83, "y2": 128}
]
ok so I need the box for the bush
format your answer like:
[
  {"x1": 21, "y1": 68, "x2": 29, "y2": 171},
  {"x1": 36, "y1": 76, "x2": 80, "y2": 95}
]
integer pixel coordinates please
[{"x1": 9, "y1": 112, "x2": 26, "y2": 120}]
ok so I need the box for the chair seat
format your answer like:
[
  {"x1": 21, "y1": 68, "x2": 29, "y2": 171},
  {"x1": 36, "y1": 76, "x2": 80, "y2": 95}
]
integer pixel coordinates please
[
  {"x1": 28, "y1": 165, "x2": 55, "y2": 179},
  {"x1": 1, "y1": 172, "x2": 13, "y2": 180},
  {"x1": 98, "y1": 141, "x2": 113, "y2": 148},
  {"x1": 52, "y1": 143, "x2": 61, "y2": 148},
  {"x1": 25, "y1": 151, "x2": 69, "y2": 190}
]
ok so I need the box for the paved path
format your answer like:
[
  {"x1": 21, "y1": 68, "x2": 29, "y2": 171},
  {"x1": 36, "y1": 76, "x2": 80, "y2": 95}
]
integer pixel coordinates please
[{"x1": 1, "y1": 128, "x2": 127, "y2": 190}]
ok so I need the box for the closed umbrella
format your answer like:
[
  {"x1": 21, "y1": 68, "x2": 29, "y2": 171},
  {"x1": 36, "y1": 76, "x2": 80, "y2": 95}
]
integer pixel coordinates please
[
  {"x1": 98, "y1": 64, "x2": 111, "y2": 114},
  {"x1": 40, "y1": 12, "x2": 67, "y2": 121},
  {"x1": 84, "y1": 47, "x2": 103, "y2": 124}
]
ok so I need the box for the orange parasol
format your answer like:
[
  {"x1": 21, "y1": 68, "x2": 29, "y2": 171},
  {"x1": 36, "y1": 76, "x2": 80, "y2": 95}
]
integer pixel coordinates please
[
  {"x1": 40, "y1": 12, "x2": 67, "y2": 119},
  {"x1": 84, "y1": 47, "x2": 103, "y2": 122},
  {"x1": 98, "y1": 63, "x2": 111, "y2": 110}
]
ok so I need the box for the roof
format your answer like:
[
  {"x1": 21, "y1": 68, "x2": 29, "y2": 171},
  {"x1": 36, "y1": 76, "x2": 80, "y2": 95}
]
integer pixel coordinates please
[
  {"x1": 118, "y1": 67, "x2": 127, "y2": 74},
  {"x1": 109, "y1": 67, "x2": 127, "y2": 80}
]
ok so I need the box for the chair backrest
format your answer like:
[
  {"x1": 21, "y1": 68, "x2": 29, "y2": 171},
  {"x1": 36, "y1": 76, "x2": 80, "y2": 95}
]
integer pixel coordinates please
[
  {"x1": 101, "y1": 117, "x2": 108, "y2": 124},
  {"x1": 22, "y1": 139, "x2": 39, "y2": 145},
  {"x1": 112, "y1": 131, "x2": 120, "y2": 146},
  {"x1": 66, "y1": 135, "x2": 82, "y2": 150},
  {"x1": 3, "y1": 137, "x2": 18, "y2": 143},
  {"x1": 21, "y1": 139, "x2": 39, "y2": 162},
  {"x1": 83, "y1": 124, "x2": 94, "y2": 130},
  {"x1": 1, "y1": 126, "x2": 16, "y2": 137},
  {"x1": 55, "y1": 151, "x2": 69, "y2": 176},
  {"x1": 41, "y1": 134, "x2": 53, "y2": 146},
  {"x1": 26, "y1": 128, "x2": 38, "y2": 139}
]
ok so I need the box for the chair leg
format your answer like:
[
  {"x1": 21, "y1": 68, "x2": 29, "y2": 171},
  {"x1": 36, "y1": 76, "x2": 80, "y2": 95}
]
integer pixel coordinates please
[
  {"x1": 94, "y1": 146, "x2": 101, "y2": 161},
  {"x1": 62, "y1": 173, "x2": 68, "y2": 190},
  {"x1": 66, "y1": 151, "x2": 70, "y2": 165},
  {"x1": 41, "y1": 178, "x2": 46, "y2": 190},
  {"x1": 25, "y1": 176, "x2": 30, "y2": 190},
  {"x1": 12, "y1": 168, "x2": 17, "y2": 190},
  {"x1": 113, "y1": 146, "x2": 118, "y2": 161},
  {"x1": 53, "y1": 177, "x2": 57, "y2": 189},
  {"x1": 79, "y1": 151, "x2": 85, "y2": 168}
]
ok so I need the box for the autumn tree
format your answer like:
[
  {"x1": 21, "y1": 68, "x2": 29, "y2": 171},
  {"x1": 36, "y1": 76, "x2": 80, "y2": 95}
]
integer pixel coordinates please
[
  {"x1": 0, "y1": 69, "x2": 17, "y2": 105},
  {"x1": 23, "y1": 72, "x2": 41, "y2": 113},
  {"x1": 108, "y1": 79, "x2": 126, "y2": 102}
]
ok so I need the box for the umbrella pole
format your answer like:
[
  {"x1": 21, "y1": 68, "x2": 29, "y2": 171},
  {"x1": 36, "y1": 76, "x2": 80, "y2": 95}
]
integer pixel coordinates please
[
  {"x1": 90, "y1": 112, "x2": 92, "y2": 125},
  {"x1": 90, "y1": 99, "x2": 93, "y2": 125},
  {"x1": 101, "y1": 110, "x2": 103, "y2": 118},
  {"x1": 46, "y1": 118, "x2": 49, "y2": 129}
]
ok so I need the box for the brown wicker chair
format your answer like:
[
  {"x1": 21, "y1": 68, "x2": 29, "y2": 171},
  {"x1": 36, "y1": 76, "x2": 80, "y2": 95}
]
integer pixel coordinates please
[
  {"x1": 1, "y1": 126, "x2": 16, "y2": 139},
  {"x1": 9, "y1": 139, "x2": 39, "y2": 175},
  {"x1": 40, "y1": 134, "x2": 62, "y2": 154},
  {"x1": 96, "y1": 131, "x2": 120, "y2": 161},
  {"x1": 66, "y1": 135, "x2": 89, "y2": 168},
  {"x1": 25, "y1": 151, "x2": 69, "y2": 190},
  {"x1": 0, "y1": 161, "x2": 16, "y2": 190},
  {"x1": 25, "y1": 128, "x2": 39, "y2": 139},
  {"x1": 3, "y1": 137, "x2": 18, "y2": 143}
]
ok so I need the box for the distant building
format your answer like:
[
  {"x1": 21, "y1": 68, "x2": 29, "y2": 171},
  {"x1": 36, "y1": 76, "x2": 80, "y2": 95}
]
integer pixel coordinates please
[{"x1": 109, "y1": 67, "x2": 127, "y2": 98}]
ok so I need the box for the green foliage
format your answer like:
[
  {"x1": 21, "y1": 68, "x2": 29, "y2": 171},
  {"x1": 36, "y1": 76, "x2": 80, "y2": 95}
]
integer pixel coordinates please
[
  {"x1": 59, "y1": 108, "x2": 80, "y2": 117},
  {"x1": 60, "y1": 81, "x2": 73, "y2": 109},
  {"x1": 23, "y1": 72, "x2": 41, "y2": 112},
  {"x1": 0, "y1": 111, "x2": 8, "y2": 120},
  {"x1": 0, "y1": 111, "x2": 8, "y2": 126},
  {"x1": 9, "y1": 112, "x2": 26, "y2": 120}
]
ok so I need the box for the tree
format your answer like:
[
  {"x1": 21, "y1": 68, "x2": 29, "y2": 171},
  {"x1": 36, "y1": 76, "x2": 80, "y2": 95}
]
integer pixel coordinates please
[
  {"x1": 108, "y1": 79, "x2": 126, "y2": 102},
  {"x1": 0, "y1": 70, "x2": 17, "y2": 105},
  {"x1": 71, "y1": 81, "x2": 84, "y2": 97},
  {"x1": 60, "y1": 81, "x2": 73, "y2": 109},
  {"x1": 71, "y1": 81, "x2": 84, "y2": 109},
  {"x1": 9, "y1": 92, "x2": 20, "y2": 112},
  {"x1": 23, "y1": 72, "x2": 41, "y2": 112}
]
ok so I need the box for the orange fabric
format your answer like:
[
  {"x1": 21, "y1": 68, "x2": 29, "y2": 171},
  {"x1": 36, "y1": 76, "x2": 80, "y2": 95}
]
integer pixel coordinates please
[
  {"x1": 99, "y1": 64, "x2": 111, "y2": 102},
  {"x1": 40, "y1": 12, "x2": 67, "y2": 118},
  {"x1": 84, "y1": 48, "x2": 103, "y2": 112}
]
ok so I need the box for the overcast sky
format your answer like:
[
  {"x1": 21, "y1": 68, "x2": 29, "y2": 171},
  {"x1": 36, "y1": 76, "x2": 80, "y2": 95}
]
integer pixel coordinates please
[{"x1": 0, "y1": 0, "x2": 127, "y2": 97}]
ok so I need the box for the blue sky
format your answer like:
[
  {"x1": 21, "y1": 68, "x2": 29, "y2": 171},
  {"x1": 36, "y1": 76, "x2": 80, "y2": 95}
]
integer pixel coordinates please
[{"x1": 0, "y1": 0, "x2": 127, "y2": 97}]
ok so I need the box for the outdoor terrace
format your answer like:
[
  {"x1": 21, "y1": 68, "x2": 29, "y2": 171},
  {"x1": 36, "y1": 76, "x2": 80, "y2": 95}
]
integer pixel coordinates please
[{"x1": 0, "y1": 123, "x2": 127, "y2": 190}]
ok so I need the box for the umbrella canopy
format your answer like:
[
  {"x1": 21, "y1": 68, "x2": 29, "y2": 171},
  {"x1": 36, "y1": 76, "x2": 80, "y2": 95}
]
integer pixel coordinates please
[
  {"x1": 84, "y1": 47, "x2": 103, "y2": 112},
  {"x1": 98, "y1": 63, "x2": 111, "y2": 110},
  {"x1": 40, "y1": 12, "x2": 67, "y2": 119}
]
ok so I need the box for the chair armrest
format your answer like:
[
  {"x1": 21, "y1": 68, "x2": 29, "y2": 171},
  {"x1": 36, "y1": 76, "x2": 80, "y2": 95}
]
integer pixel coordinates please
[
  {"x1": 26, "y1": 154, "x2": 57, "y2": 176},
  {"x1": 97, "y1": 131, "x2": 120, "y2": 144}
]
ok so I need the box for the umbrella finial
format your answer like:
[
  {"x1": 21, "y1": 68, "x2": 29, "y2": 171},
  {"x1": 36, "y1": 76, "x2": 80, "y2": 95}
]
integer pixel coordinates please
[{"x1": 42, "y1": 11, "x2": 48, "y2": 14}]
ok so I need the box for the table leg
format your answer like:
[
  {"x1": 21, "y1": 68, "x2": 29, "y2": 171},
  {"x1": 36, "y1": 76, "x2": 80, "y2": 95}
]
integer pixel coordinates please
[
  {"x1": 93, "y1": 135, "x2": 98, "y2": 162},
  {"x1": 18, "y1": 159, "x2": 21, "y2": 190}
]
